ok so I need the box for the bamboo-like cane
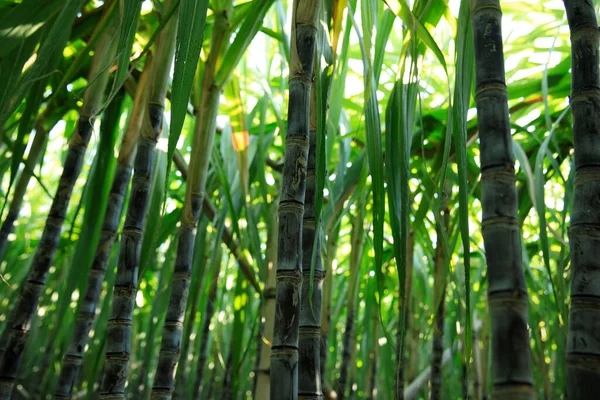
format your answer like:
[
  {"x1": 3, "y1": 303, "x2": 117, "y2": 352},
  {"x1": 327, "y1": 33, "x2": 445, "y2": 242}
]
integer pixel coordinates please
[
  {"x1": 470, "y1": 0, "x2": 534, "y2": 398},
  {"x1": 254, "y1": 203, "x2": 279, "y2": 399},
  {"x1": 298, "y1": 60, "x2": 325, "y2": 399},
  {"x1": 99, "y1": 5, "x2": 178, "y2": 396},
  {"x1": 151, "y1": 5, "x2": 231, "y2": 398},
  {"x1": 0, "y1": 16, "x2": 118, "y2": 399},
  {"x1": 337, "y1": 196, "x2": 365, "y2": 400},
  {"x1": 563, "y1": 0, "x2": 600, "y2": 398},
  {"x1": 270, "y1": 1, "x2": 322, "y2": 397},
  {"x1": 430, "y1": 183, "x2": 451, "y2": 400},
  {"x1": 54, "y1": 52, "x2": 155, "y2": 399}
]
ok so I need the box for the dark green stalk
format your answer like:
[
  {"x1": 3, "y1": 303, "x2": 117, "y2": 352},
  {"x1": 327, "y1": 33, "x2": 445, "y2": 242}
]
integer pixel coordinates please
[
  {"x1": 172, "y1": 151, "x2": 257, "y2": 289},
  {"x1": 151, "y1": 6, "x2": 230, "y2": 398},
  {"x1": 270, "y1": 0, "x2": 321, "y2": 397},
  {"x1": 193, "y1": 245, "x2": 223, "y2": 399},
  {"x1": 430, "y1": 185, "x2": 450, "y2": 400},
  {"x1": 205, "y1": 351, "x2": 219, "y2": 400},
  {"x1": 100, "y1": 14, "x2": 177, "y2": 392},
  {"x1": 18, "y1": 113, "x2": 97, "y2": 392},
  {"x1": 172, "y1": 218, "x2": 209, "y2": 400},
  {"x1": 172, "y1": 293, "x2": 200, "y2": 399},
  {"x1": 471, "y1": 1, "x2": 534, "y2": 398},
  {"x1": 347, "y1": 351, "x2": 357, "y2": 400},
  {"x1": 99, "y1": 134, "x2": 160, "y2": 399},
  {"x1": 337, "y1": 199, "x2": 364, "y2": 400},
  {"x1": 480, "y1": 314, "x2": 490, "y2": 400},
  {"x1": 366, "y1": 301, "x2": 378, "y2": 400},
  {"x1": 254, "y1": 203, "x2": 279, "y2": 399},
  {"x1": 396, "y1": 298, "x2": 405, "y2": 398},
  {"x1": 320, "y1": 223, "x2": 340, "y2": 392},
  {"x1": 563, "y1": 1, "x2": 600, "y2": 398},
  {"x1": 397, "y1": 232, "x2": 414, "y2": 400},
  {"x1": 298, "y1": 75, "x2": 324, "y2": 399},
  {"x1": 54, "y1": 51, "x2": 155, "y2": 399},
  {"x1": 462, "y1": 359, "x2": 469, "y2": 399},
  {"x1": 0, "y1": 18, "x2": 117, "y2": 399},
  {"x1": 137, "y1": 239, "x2": 178, "y2": 400},
  {"x1": 220, "y1": 351, "x2": 234, "y2": 400},
  {"x1": 473, "y1": 314, "x2": 483, "y2": 400}
]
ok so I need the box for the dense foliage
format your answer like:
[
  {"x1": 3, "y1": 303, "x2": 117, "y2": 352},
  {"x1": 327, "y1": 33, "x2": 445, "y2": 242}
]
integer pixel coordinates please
[{"x1": 0, "y1": 0, "x2": 590, "y2": 398}]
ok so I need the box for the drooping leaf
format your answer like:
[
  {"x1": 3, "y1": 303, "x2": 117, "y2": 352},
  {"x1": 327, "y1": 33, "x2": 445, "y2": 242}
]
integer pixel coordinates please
[
  {"x1": 384, "y1": 0, "x2": 448, "y2": 74},
  {"x1": 102, "y1": 0, "x2": 142, "y2": 108},
  {"x1": 0, "y1": 0, "x2": 63, "y2": 57},
  {"x1": 167, "y1": 0, "x2": 209, "y2": 183},
  {"x1": 213, "y1": 0, "x2": 276, "y2": 87},
  {"x1": 0, "y1": 0, "x2": 88, "y2": 127}
]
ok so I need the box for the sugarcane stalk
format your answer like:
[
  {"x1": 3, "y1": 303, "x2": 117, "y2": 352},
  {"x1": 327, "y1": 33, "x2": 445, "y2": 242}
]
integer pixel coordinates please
[
  {"x1": 99, "y1": 100, "x2": 159, "y2": 399},
  {"x1": 338, "y1": 198, "x2": 365, "y2": 400},
  {"x1": 254, "y1": 203, "x2": 279, "y2": 399},
  {"x1": 347, "y1": 343, "x2": 358, "y2": 399},
  {"x1": 193, "y1": 244, "x2": 223, "y2": 399},
  {"x1": 172, "y1": 151, "x2": 258, "y2": 291},
  {"x1": 430, "y1": 184, "x2": 450, "y2": 400},
  {"x1": 151, "y1": 6, "x2": 231, "y2": 398},
  {"x1": 404, "y1": 349, "x2": 452, "y2": 400},
  {"x1": 397, "y1": 232, "x2": 415, "y2": 398},
  {"x1": 298, "y1": 63, "x2": 324, "y2": 399},
  {"x1": 137, "y1": 238, "x2": 178, "y2": 399},
  {"x1": 172, "y1": 217, "x2": 209, "y2": 400},
  {"x1": 220, "y1": 351, "x2": 234, "y2": 400},
  {"x1": 533, "y1": 322, "x2": 551, "y2": 399},
  {"x1": 0, "y1": 17, "x2": 118, "y2": 399},
  {"x1": 480, "y1": 312, "x2": 490, "y2": 400},
  {"x1": 172, "y1": 291, "x2": 200, "y2": 400},
  {"x1": 54, "y1": 49, "x2": 155, "y2": 399},
  {"x1": 462, "y1": 356, "x2": 469, "y2": 399},
  {"x1": 472, "y1": 313, "x2": 483, "y2": 400},
  {"x1": 562, "y1": 1, "x2": 600, "y2": 398},
  {"x1": 470, "y1": 1, "x2": 534, "y2": 398},
  {"x1": 270, "y1": 1, "x2": 321, "y2": 397},
  {"x1": 100, "y1": 7, "x2": 178, "y2": 395},
  {"x1": 366, "y1": 299, "x2": 379, "y2": 400},
  {"x1": 205, "y1": 347, "x2": 219, "y2": 400},
  {"x1": 320, "y1": 223, "x2": 339, "y2": 391}
]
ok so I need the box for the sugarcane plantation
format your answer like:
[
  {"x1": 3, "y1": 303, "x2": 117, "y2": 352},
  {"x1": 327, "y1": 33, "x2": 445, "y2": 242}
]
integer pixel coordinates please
[{"x1": 0, "y1": 0, "x2": 597, "y2": 399}]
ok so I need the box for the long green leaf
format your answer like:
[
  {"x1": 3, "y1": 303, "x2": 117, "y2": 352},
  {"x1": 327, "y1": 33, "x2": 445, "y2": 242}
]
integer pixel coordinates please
[
  {"x1": 9, "y1": 25, "x2": 63, "y2": 201},
  {"x1": 533, "y1": 107, "x2": 569, "y2": 319},
  {"x1": 451, "y1": 0, "x2": 473, "y2": 380},
  {"x1": 0, "y1": 0, "x2": 62, "y2": 57},
  {"x1": 103, "y1": 0, "x2": 142, "y2": 109},
  {"x1": 167, "y1": 0, "x2": 209, "y2": 178},
  {"x1": 0, "y1": 0, "x2": 87, "y2": 127},
  {"x1": 0, "y1": 31, "x2": 41, "y2": 113},
  {"x1": 384, "y1": 0, "x2": 448, "y2": 74},
  {"x1": 213, "y1": 0, "x2": 276, "y2": 87},
  {"x1": 348, "y1": 0, "x2": 391, "y2": 349},
  {"x1": 386, "y1": 76, "x2": 418, "y2": 373}
]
